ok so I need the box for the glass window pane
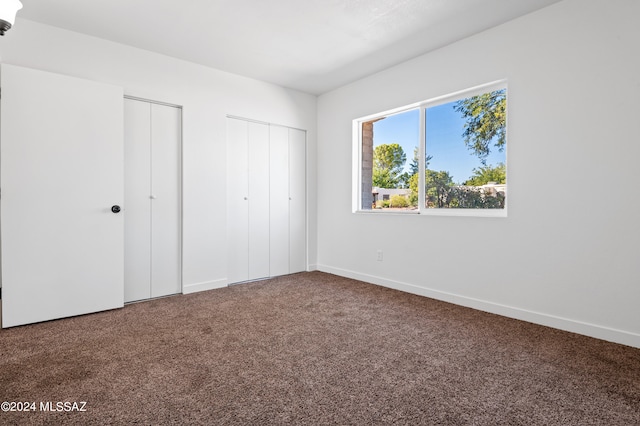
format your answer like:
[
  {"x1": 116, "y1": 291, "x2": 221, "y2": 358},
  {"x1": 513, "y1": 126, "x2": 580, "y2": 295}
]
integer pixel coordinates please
[
  {"x1": 424, "y1": 89, "x2": 506, "y2": 209},
  {"x1": 361, "y1": 108, "x2": 419, "y2": 210}
]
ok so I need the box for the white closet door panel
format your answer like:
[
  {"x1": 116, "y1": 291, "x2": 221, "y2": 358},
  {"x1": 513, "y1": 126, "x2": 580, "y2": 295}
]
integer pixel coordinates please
[
  {"x1": 1, "y1": 64, "x2": 124, "y2": 327},
  {"x1": 269, "y1": 125, "x2": 290, "y2": 277},
  {"x1": 124, "y1": 99, "x2": 152, "y2": 303},
  {"x1": 248, "y1": 122, "x2": 270, "y2": 280},
  {"x1": 227, "y1": 118, "x2": 250, "y2": 283},
  {"x1": 289, "y1": 128, "x2": 307, "y2": 273},
  {"x1": 151, "y1": 103, "x2": 182, "y2": 298}
]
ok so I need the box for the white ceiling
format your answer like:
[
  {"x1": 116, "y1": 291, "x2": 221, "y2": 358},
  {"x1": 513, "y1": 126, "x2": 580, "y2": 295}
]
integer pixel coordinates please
[{"x1": 17, "y1": 0, "x2": 563, "y2": 95}]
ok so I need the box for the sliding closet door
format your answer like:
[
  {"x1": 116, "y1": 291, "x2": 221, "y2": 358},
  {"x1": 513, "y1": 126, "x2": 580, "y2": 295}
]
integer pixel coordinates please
[
  {"x1": 124, "y1": 98, "x2": 181, "y2": 303},
  {"x1": 1, "y1": 64, "x2": 124, "y2": 327}
]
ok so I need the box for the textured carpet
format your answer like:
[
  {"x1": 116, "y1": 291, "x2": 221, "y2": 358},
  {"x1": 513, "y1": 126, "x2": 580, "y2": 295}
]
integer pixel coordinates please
[{"x1": 0, "y1": 271, "x2": 638, "y2": 425}]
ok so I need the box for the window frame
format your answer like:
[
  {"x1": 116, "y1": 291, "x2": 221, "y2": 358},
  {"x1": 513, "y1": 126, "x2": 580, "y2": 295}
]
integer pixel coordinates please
[{"x1": 353, "y1": 80, "x2": 508, "y2": 217}]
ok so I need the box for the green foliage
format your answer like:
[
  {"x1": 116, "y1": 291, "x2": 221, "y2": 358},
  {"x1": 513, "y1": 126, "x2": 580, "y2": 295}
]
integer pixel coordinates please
[
  {"x1": 454, "y1": 89, "x2": 506, "y2": 163},
  {"x1": 372, "y1": 168, "x2": 397, "y2": 189},
  {"x1": 425, "y1": 170, "x2": 454, "y2": 208},
  {"x1": 464, "y1": 163, "x2": 506, "y2": 186},
  {"x1": 398, "y1": 149, "x2": 431, "y2": 189},
  {"x1": 449, "y1": 187, "x2": 505, "y2": 209},
  {"x1": 408, "y1": 147, "x2": 419, "y2": 175},
  {"x1": 390, "y1": 194, "x2": 410, "y2": 208},
  {"x1": 407, "y1": 147, "x2": 432, "y2": 176},
  {"x1": 409, "y1": 168, "x2": 504, "y2": 209},
  {"x1": 373, "y1": 143, "x2": 406, "y2": 188},
  {"x1": 375, "y1": 199, "x2": 389, "y2": 208},
  {"x1": 408, "y1": 173, "x2": 420, "y2": 206},
  {"x1": 397, "y1": 172, "x2": 411, "y2": 189}
]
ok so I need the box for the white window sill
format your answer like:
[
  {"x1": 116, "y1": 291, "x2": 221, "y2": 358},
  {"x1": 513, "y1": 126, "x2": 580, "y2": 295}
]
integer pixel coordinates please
[{"x1": 355, "y1": 208, "x2": 507, "y2": 218}]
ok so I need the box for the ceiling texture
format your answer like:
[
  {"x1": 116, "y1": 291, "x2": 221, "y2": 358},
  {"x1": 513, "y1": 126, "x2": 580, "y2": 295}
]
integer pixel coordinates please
[{"x1": 17, "y1": 0, "x2": 563, "y2": 95}]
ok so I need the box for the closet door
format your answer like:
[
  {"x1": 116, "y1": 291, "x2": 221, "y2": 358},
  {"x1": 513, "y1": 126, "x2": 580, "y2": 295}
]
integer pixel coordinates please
[
  {"x1": 124, "y1": 100, "x2": 152, "y2": 302},
  {"x1": 1, "y1": 64, "x2": 124, "y2": 327},
  {"x1": 227, "y1": 117, "x2": 306, "y2": 285},
  {"x1": 247, "y1": 122, "x2": 270, "y2": 280},
  {"x1": 227, "y1": 118, "x2": 250, "y2": 284},
  {"x1": 289, "y1": 128, "x2": 307, "y2": 273},
  {"x1": 227, "y1": 118, "x2": 270, "y2": 283},
  {"x1": 150, "y1": 103, "x2": 182, "y2": 298},
  {"x1": 124, "y1": 98, "x2": 181, "y2": 303},
  {"x1": 270, "y1": 126, "x2": 307, "y2": 276},
  {"x1": 269, "y1": 125, "x2": 290, "y2": 277}
]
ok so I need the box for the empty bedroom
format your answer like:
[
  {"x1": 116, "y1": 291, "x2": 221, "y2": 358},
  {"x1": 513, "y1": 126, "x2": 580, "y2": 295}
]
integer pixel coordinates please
[{"x1": 0, "y1": 0, "x2": 638, "y2": 424}]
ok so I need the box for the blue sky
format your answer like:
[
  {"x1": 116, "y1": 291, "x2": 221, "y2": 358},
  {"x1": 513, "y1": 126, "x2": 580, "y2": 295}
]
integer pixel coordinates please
[{"x1": 373, "y1": 101, "x2": 506, "y2": 184}]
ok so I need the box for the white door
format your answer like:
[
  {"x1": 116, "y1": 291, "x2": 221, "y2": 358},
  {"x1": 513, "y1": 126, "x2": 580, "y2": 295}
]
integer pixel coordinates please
[
  {"x1": 227, "y1": 117, "x2": 271, "y2": 284},
  {"x1": 247, "y1": 122, "x2": 270, "y2": 280},
  {"x1": 270, "y1": 126, "x2": 307, "y2": 276},
  {"x1": 227, "y1": 118, "x2": 250, "y2": 284},
  {"x1": 124, "y1": 99, "x2": 152, "y2": 302},
  {"x1": 1, "y1": 64, "x2": 124, "y2": 328},
  {"x1": 227, "y1": 118, "x2": 306, "y2": 285},
  {"x1": 124, "y1": 98, "x2": 181, "y2": 302},
  {"x1": 150, "y1": 103, "x2": 182, "y2": 298},
  {"x1": 289, "y1": 128, "x2": 307, "y2": 273},
  {"x1": 269, "y1": 125, "x2": 290, "y2": 277}
]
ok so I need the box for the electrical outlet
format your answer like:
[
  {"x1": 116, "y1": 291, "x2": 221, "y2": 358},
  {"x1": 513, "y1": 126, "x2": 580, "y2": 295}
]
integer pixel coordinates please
[{"x1": 376, "y1": 250, "x2": 383, "y2": 261}]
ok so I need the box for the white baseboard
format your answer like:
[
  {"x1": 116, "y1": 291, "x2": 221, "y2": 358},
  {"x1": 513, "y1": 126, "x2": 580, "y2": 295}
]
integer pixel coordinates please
[
  {"x1": 317, "y1": 264, "x2": 640, "y2": 349},
  {"x1": 307, "y1": 264, "x2": 319, "y2": 271},
  {"x1": 182, "y1": 278, "x2": 227, "y2": 295}
]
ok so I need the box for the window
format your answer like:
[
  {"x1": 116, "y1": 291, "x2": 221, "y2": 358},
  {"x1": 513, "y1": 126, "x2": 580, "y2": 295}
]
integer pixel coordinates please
[{"x1": 355, "y1": 81, "x2": 507, "y2": 216}]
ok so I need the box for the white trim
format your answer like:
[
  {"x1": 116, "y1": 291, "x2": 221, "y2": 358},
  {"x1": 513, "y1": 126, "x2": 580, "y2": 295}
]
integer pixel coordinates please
[
  {"x1": 352, "y1": 119, "x2": 361, "y2": 212},
  {"x1": 182, "y1": 279, "x2": 227, "y2": 294},
  {"x1": 355, "y1": 209, "x2": 419, "y2": 215},
  {"x1": 124, "y1": 94, "x2": 182, "y2": 109},
  {"x1": 419, "y1": 79, "x2": 507, "y2": 110},
  {"x1": 419, "y1": 208, "x2": 507, "y2": 218},
  {"x1": 353, "y1": 208, "x2": 506, "y2": 217},
  {"x1": 225, "y1": 114, "x2": 307, "y2": 133},
  {"x1": 418, "y1": 104, "x2": 426, "y2": 209},
  {"x1": 316, "y1": 264, "x2": 640, "y2": 349}
]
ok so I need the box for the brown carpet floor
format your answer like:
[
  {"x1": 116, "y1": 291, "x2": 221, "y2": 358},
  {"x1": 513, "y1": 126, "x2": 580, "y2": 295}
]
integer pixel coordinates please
[{"x1": 0, "y1": 271, "x2": 638, "y2": 425}]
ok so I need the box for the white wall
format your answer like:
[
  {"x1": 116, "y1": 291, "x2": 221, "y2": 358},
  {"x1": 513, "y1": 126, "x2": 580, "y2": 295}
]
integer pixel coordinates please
[
  {"x1": 317, "y1": 0, "x2": 640, "y2": 347},
  {"x1": 0, "y1": 19, "x2": 317, "y2": 293}
]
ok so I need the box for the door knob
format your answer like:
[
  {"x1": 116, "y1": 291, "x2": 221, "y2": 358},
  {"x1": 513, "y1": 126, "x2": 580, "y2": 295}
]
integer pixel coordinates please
[{"x1": 111, "y1": 205, "x2": 121, "y2": 213}]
